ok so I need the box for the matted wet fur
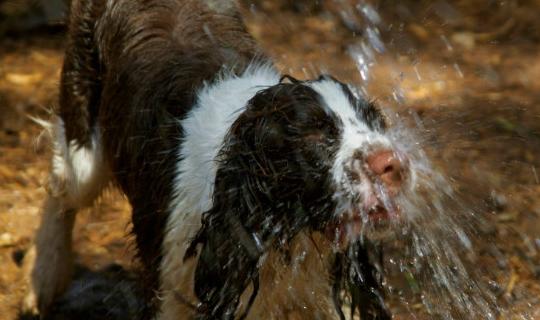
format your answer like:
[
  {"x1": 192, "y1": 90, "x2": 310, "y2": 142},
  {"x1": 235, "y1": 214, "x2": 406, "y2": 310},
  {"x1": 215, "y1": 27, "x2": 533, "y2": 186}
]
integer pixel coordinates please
[{"x1": 22, "y1": 0, "x2": 393, "y2": 319}]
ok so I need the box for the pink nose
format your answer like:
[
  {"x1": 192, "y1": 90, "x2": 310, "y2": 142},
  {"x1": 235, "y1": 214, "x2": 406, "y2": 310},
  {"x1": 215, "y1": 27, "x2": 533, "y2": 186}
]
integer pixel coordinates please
[{"x1": 366, "y1": 150, "x2": 405, "y2": 191}]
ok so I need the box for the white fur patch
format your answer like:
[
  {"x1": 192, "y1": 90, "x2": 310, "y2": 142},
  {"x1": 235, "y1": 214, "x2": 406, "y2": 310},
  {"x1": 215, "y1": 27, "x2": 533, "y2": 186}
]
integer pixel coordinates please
[
  {"x1": 50, "y1": 118, "x2": 107, "y2": 208},
  {"x1": 158, "y1": 64, "x2": 280, "y2": 319}
]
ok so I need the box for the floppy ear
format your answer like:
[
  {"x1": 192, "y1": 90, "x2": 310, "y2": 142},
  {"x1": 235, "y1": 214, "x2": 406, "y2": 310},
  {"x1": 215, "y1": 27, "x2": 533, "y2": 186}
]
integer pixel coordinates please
[
  {"x1": 184, "y1": 141, "x2": 271, "y2": 318},
  {"x1": 332, "y1": 242, "x2": 391, "y2": 320},
  {"x1": 184, "y1": 121, "x2": 287, "y2": 319}
]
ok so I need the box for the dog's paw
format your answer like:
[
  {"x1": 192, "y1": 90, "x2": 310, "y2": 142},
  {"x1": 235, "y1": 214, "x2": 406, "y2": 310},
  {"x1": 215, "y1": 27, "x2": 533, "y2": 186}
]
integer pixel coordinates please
[
  {"x1": 20, "y1": 246, "x2": 40, "y2": 317},
  {"x1": 20, "y1": 290, "x2": 39, "y2": 319},
  {"x1": 20, "y1": 245, "x2": 66, "y2": 318}
]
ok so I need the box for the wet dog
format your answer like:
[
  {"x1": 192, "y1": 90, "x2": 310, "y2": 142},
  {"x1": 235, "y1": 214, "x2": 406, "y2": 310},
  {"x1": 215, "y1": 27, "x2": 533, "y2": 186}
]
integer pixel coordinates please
[{"x1": 23, "y1": 0, "x2": 412, "y2": 319}]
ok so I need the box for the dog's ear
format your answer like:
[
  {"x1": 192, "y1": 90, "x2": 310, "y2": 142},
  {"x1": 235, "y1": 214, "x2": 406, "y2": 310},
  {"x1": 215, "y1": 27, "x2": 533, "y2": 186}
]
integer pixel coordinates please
[
  {"x1": 187, "y1": 147, "x2": 269, "y2": 319},
  {"x1": 187, "y1": 114, "x2": 301, "y2": 318}
]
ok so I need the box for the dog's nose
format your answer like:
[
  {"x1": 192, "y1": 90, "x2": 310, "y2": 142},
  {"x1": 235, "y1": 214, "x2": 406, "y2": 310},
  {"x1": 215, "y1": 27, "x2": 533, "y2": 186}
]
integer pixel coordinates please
[{"x1": 366, "y1": 149, "x2": 405, "y2": 191}]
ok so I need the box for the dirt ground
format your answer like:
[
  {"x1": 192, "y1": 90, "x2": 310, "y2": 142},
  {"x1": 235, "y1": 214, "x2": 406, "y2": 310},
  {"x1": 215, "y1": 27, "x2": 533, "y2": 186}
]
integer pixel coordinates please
[{"x1": 1, "y1": 1, "x2": 540, "y2": 319}]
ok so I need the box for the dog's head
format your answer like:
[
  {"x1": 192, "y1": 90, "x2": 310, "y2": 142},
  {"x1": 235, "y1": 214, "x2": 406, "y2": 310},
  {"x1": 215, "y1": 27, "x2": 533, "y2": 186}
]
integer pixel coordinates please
[
  {"x1": 187, "y1": 75, "x2": 413, "y2": 317},
  {"x1": 213, "y1": 75, "x2": 413, "y2": 245}
]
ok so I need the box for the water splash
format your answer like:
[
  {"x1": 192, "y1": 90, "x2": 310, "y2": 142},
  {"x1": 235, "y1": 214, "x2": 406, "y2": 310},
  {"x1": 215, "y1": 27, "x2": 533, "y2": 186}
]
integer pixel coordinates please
[
  {"x1": 336, "y1": 1, "x2": 529, "y2": 319},
  {"x1": 343, "y1": 1, "x2": 386, "y2": 86},
  {"x1": 382, "y1": 120, "x2": 498, "y2": 319}
]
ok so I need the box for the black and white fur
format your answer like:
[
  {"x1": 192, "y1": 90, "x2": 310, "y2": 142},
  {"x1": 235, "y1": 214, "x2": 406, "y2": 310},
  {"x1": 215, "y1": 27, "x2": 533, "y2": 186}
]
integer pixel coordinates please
[{"x1": 23, "y1": 0, "x2": 411, "y2": 319}]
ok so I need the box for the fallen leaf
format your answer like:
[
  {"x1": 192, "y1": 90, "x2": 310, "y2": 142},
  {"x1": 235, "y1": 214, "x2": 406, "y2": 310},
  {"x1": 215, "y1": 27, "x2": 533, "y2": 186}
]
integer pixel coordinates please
[
  {"x1": 0, "y1": 233, "x2": 16, "y2": 247},
  {"x1": 451, "y1": 32, "x2": 476, "y2": 50},
  {"x1": 408, "y1": 23, "x2": 430, "y2": 41},
  {"x1": 5, "y1": 73, "x2": 43, "y2": 85}
]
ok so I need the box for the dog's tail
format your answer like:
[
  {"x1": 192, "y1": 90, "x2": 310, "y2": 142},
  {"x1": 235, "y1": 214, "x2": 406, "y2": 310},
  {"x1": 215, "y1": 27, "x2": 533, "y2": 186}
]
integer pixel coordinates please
[{"x1": 58, "y1": 0, "x2": 105, "y2": 144}]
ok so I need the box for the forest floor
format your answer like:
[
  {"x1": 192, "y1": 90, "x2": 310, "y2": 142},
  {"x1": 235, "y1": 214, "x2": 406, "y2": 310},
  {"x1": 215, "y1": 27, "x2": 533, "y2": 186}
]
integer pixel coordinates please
[{"x1": 1, "y1": 1, "x2": 540, "y2": 319}]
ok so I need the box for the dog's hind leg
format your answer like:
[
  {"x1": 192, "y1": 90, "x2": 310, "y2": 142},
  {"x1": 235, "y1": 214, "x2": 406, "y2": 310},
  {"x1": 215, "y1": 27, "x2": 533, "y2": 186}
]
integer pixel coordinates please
[
  {"x1": 21, "y1": 0, "x2": 107, "y2": 316},
  {"x1": 21, "y1": 195, "x2": 76, "y2": 317},
  {"x1": 21, "y1": 118, "x2": 110, "y2": 317}
]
